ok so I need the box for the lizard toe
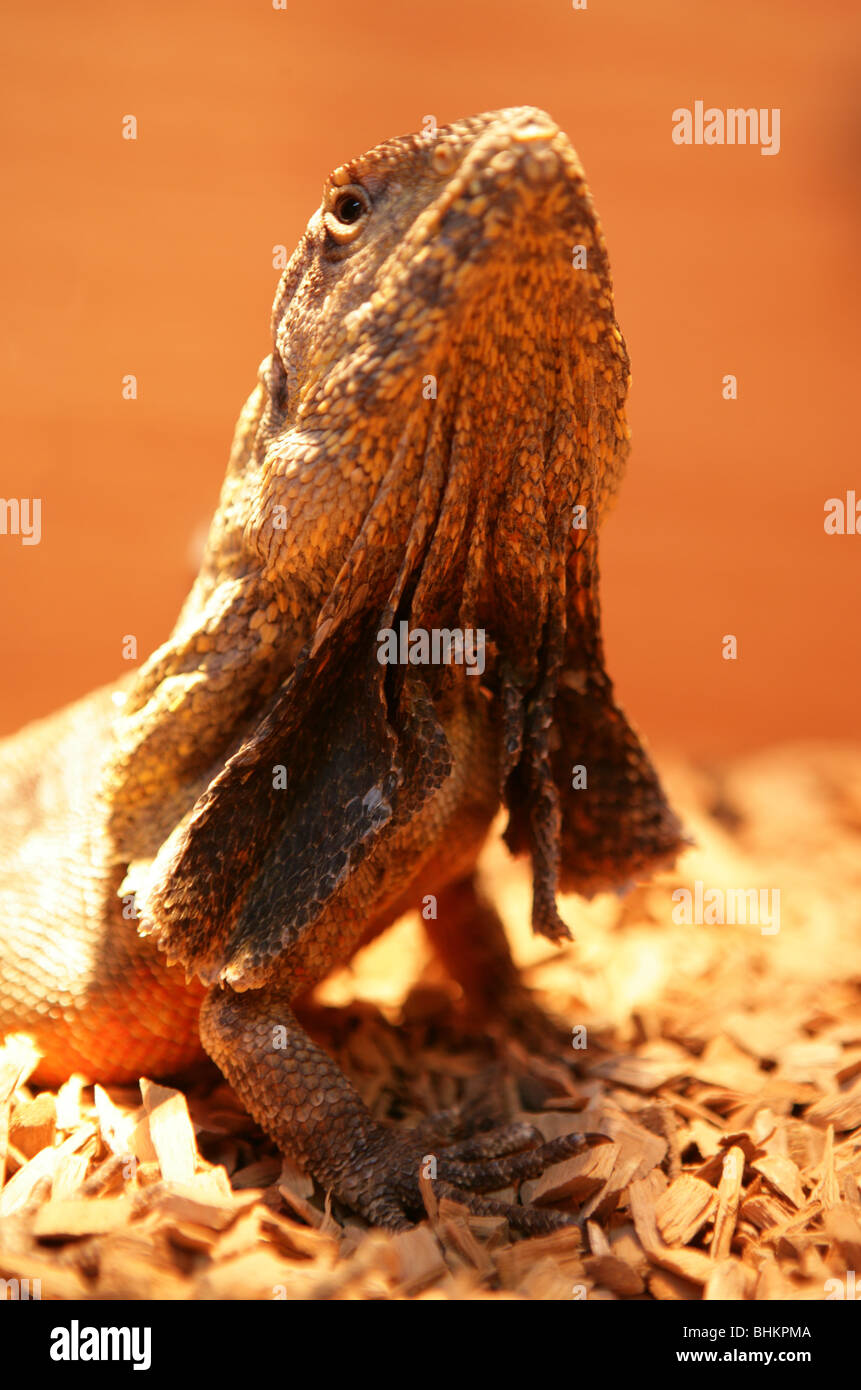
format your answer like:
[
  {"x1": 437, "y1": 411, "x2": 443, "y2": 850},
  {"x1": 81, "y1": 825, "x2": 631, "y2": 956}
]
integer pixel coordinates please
[
  {"x1": 431, "y1": 1181, "x2": 580, "y2": 1235},
  {"x1": 440, "y1": 1120, "x2": 545, "y2": 1161},
  {"x1": 334, "y1": 1124, "x2": 609, "y2": 1232},
  {"x1": 435, "y1": 1128, "x2": 610, "y2": 1192}
]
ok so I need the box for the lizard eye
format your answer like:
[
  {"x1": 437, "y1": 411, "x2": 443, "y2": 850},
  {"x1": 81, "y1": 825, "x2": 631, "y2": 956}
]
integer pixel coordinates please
[
  {"x1": 324, "y1": 183, "x2": 371, "y2": 245},
  {"x1": 334, "y1": 192, "x2": 366, "y2": 224}
]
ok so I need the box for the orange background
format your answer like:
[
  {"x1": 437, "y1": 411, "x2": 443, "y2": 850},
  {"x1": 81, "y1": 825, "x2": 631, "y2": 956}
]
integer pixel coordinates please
[{"x1": 1, "y1": 0, "x2": 858, "y2": 755}]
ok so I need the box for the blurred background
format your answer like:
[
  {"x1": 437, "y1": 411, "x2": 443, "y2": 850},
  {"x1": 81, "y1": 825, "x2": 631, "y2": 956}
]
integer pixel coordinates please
[{"x1": 1, "y1": 0, "x2": 858, "y2": 755}]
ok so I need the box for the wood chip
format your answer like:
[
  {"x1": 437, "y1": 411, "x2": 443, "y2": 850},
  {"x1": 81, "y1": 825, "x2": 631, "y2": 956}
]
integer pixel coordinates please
[
  {"x1": 583, "y1": 1253, "x2": 644, "y2": 1296},
  {"x1": 517, "y1": 1257, "x2": 579, "y2": 1299},
  {"x1": 655, "y1": 1174, "x2": 718, "y2": 1245},
  {"x1": 587, "y1": 1042, "x2": 689, "y2": 1092},
  {"x1": 55, "y1": 1075, "x2": 86, "y2": 1130},
  {"x1": 9, "y1": 1093, "x2": 56, "y2": 1159},
  {"x1": 752, "y1": 1154, "x2": 806, "y2": 1208},
  {"x1": 649, "y1": 1268, "x2": 702, "y2": 1300},
  {"x1": 823, "y1": 1206, "x2": 861, "y2": 1267},
  {"x1": 520, "y1": 1141, "x2": 618, "y2": 1207},
  {"x1": 386, "y1": 1224, "x2": 448, "y2": 1294},
  {"x1": 0, "y1": 1124, "x2": 97, "y2": 1217},
  {"x1": 33, "y1": 1196, "x2": 131, "y2": 1239},
  {"x1": 704, "y1": 1258, "x2": 752, "y2": 1300},
  {"x1": 140, "y1": 1079, "x2": 198, "y2": 1183},
  {"x1": 495, "y1": 1228, "x2": 584, "y2": 1290},
  {"x1": 711, "y1": 1145, "x2": 745, "y2": 1259},
  {"x1": 807, "y1": 1078, "x2": 861, "y2": 1132},
  {"x1": 147, "y1": 1185, "x2": 241, "y2": 1232}
]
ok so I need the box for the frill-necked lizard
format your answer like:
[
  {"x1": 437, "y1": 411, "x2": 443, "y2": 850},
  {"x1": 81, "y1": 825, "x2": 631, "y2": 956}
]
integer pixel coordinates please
[{"x1": 0, "y1": 108, "x2": 682, "y2": 1231}]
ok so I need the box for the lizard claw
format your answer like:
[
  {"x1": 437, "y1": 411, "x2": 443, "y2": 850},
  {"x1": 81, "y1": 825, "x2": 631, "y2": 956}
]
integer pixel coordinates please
[{"x1": 330, "y1": 1122, "x2": 609, "y2": 1233}]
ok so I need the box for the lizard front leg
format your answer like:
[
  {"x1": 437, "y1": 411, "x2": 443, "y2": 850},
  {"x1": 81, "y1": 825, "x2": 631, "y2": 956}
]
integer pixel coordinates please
[{"x1": 200, "y1": 982, "x2": 601, "y2": 1232}]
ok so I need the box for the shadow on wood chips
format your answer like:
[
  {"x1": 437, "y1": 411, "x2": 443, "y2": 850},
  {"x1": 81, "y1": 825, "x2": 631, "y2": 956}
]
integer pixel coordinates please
[{"x1": 1, "y1": 742, "x2": 860, "y2": 1300}]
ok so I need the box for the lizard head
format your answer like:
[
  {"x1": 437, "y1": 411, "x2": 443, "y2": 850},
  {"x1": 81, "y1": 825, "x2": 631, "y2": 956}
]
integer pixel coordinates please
[
  {"x1": 109, "y1": 111, "x2": 684, "y2": 984},
  {"x1": 248, "y1": 106, "x2": 630, "y2": 620},
  {"x1": 269, "y1": 105, "x2": 625, "y2": 433}
]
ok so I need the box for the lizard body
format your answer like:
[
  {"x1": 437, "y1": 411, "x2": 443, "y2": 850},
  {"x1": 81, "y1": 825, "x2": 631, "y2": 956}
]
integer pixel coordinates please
[{"x1": 0, "y1": 109, "x2": 682, "y2": 1229}]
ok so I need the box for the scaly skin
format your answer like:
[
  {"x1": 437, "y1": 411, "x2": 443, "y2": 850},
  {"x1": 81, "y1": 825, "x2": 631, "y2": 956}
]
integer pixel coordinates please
[{"x1": 0, "y1": 109, "x2": 683, "y2": 1230}]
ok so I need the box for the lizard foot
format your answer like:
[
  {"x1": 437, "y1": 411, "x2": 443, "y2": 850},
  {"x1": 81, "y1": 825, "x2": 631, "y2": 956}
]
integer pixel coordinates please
[
  {"x1": 201, "y1": 986, "x2": 607, "y2": 1233},
  {"x1": 489, "y1": 984, "x2": 580, "y2": 1061},
  {"x1": 336, "y1": 1122, "x2": 610, "y2": 1232},
  {"x1": 423, "y1": 877, "x2": 578, "y2": 1061}
]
